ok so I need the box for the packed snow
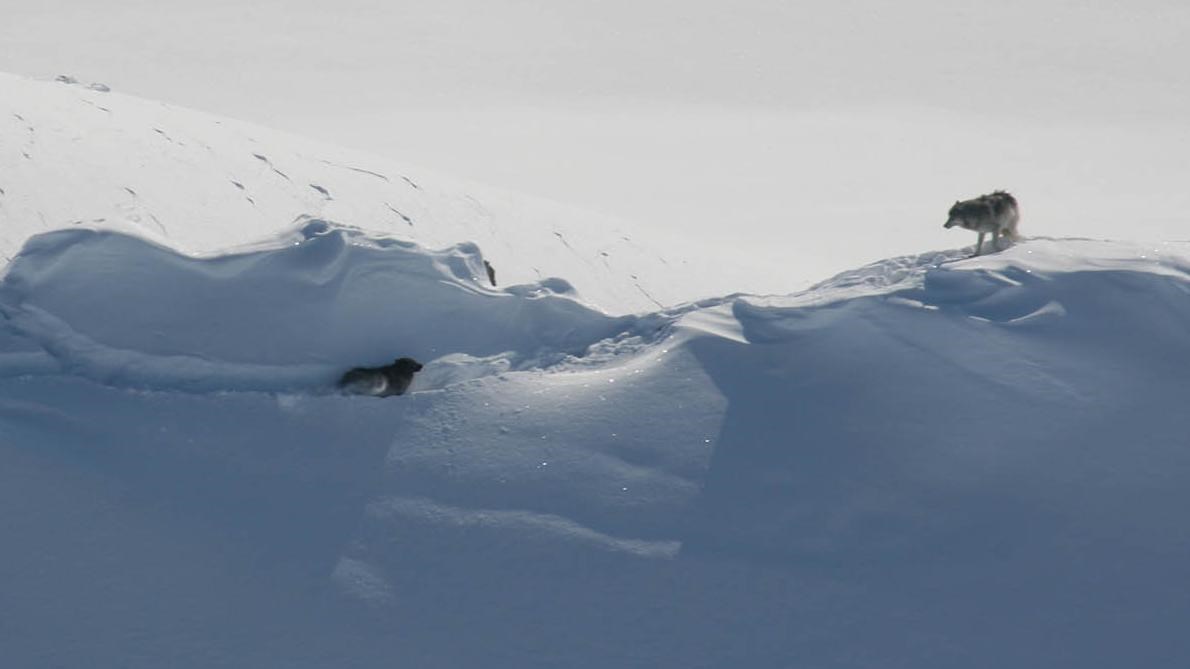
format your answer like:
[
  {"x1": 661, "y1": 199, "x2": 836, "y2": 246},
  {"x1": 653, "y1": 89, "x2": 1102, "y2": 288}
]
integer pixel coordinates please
[{"x1": 3, "y1": 71, "x2": 1190, "y2": 668}]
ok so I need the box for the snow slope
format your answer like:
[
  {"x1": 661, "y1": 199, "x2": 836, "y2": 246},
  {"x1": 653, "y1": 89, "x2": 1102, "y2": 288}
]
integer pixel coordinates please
[
  {"x1": 0, "y1": 72, "x2": 693, "y2": 313},
  {"x1": 3, "y1": 215, "x2": 1190, "y2": 667}
]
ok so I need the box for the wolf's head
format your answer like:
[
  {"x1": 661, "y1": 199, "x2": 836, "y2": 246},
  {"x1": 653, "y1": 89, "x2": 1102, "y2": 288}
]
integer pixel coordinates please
[
  {"x1": 392, "y1": 357, "x2": 424, "y2": 373},
  {"x1": 944, "y1": 200, "x2": 965, "y2": 229}
]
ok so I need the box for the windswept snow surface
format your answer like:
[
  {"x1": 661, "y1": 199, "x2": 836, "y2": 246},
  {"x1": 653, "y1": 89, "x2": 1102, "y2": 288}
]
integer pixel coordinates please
[
  {"x1": 3, "y1": 222, "x2": 1190, "y2": 667},
  {"x1": 0, "y1": 71, "x2": 690, "y2": 313}
]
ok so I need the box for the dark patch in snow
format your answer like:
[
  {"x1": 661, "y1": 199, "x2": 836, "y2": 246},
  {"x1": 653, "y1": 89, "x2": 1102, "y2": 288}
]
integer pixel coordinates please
[
  {"x1": 309, "y1": 184, "x2": 332, "y2": 200},
  {"x1": 401, "y1": 175, "x2": 421, "y2": 190},
  {"x1": 153, "y1": 128, "x2": 173, "y2": 142},
  {"x1": 12, "y1": 113, "x2": 24, "y2": 122},
  {"x1": 82, "y1": 100, "x2": 111, "y2": 113},
  {"x1": 384, "y1": 203, "x2": 414, "y2": 226},
  {"x1": 633, "y1": 281, "x2": 664, "y2": 309},
  {"x1": 463, "y1": 194, "x2": 491, "y2": 217},
  {"x1": 484, "y1": 260, "x2": 497, "y2": 286},
  {"x1": 148, "y1": 214, "x2": 167, "y2": 235},
  {"x1": 52, "y1": 75, "x2": 111, "y2": 93},
  {"x1": 252, "y1": 153, "x2": 291, "y2": 181},
  {"x1": 124, "y1": 187, "x2": 137, "y2": 197},
  {"x1": 320, "y1": 160, "x2": 390, "y2": 182},
  {"x1": 553, "y1": 231, "x2": 576, "y2": 252},
  {"x1": 21, "y1": 152, "x2": 32, "y2": 160},
  {"x1": 230, "y1": 180, "x2": 245, "y2": 191}
]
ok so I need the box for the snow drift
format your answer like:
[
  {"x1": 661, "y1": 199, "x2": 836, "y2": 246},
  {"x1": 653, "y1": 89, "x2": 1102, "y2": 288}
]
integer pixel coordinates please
[
  {"x1": 4, "y1": 218, "x2": 1190, "y2": 667},
  {"x1": 0, "y1": 220, "x2": 651, "y2": 393}
]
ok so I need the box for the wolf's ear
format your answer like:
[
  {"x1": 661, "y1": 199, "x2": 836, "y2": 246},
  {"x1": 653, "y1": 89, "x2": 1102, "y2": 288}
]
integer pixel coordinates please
[{"x1": 954, "y1": 200, "x2": 961, "y2": 206}]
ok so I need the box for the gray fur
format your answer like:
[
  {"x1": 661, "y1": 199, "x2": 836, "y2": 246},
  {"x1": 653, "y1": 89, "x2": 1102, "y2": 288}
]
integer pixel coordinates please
[
  {"x1": 338, "y1": 357, "x2": 423, "y2": 397},
  {"x1": 944, "y1": 190, "x2": 1020, "y2": 256}
]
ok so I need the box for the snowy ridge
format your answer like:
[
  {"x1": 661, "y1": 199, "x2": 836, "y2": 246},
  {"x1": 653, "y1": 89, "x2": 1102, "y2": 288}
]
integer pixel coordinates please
[
  {"x1": 0, "y1": 221, "x2": 664, "y2": 396},
  {"x1": 6, "y1": 221, "x2": 1190, "y2": 666}
]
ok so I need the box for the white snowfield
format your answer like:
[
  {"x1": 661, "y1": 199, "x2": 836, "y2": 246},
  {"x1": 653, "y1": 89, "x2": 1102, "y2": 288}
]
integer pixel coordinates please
[
  {"x1": 3, "y1": 73, "x2": 1190, "y2": 668},
  {"x1": 0, "y1": 71, "x2": 695, "y2": 313}
]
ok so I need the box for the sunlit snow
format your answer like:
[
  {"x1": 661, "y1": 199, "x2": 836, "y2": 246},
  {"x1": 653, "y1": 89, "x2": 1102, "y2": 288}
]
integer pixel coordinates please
[{"x1": 3, "y1": 72, "x2": 1190, "y2": 668}]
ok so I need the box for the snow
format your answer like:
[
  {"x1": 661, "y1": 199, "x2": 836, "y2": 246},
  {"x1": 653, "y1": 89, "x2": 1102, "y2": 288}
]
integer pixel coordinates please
[
  {"x1": 0, "y1": 222, "x2": 643, "y2": 390},
  {"x1": 0, "y1": 72, "x2": 698, "y2": 313},
  {"x1": 4, "y1": 70, "x2": 1190, "y2": 667}
]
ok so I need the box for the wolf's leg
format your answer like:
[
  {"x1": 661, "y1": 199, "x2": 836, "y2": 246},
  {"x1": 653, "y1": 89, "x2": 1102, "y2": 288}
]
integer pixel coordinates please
[
  {"x1": 993, "y1": 230, "x2": 1001, "y2": 251},
  {"x1": 974, "y1": 232, "x2": 985, "y2": 256}
]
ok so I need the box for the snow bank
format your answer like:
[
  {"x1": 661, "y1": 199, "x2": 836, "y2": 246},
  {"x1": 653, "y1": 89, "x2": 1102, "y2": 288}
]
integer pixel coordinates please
[
  {"x1": 0, "y1": 221, "x2": 654, "y2": 394},
  {"x1": 4, "y1": 225, "x2": 1190, "y2": 667}
]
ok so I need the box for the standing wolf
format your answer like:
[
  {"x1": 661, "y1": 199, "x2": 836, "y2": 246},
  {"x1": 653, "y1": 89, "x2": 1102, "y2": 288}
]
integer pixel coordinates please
[{"x1": 944, "y1": 191, "x2": 1020, "y2": 256}]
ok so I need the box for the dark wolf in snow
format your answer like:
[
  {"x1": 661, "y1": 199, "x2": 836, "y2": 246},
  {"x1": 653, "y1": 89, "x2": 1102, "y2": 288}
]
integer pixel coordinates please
[
  {"x1": 338, "y1": 357, "x2": 423, "y2": 397},
  {"x1": 944, "y1": 191, "x2": 1020, "y2": 256}
]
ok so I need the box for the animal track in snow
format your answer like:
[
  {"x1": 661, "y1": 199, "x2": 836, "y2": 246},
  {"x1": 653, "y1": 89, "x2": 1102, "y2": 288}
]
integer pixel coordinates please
[
  {"x1": 229, "y1": 181, "x2": 255, "y2": 206},
  {"x1": 252, "y1": 153, "x2": 291, "y2": 181},
  {"x1": 384, "y1": 203, "x2": 414, "y2": 225},
  {"x1": 320, "y1": 160, "x2": 389, "y2": 182},
  {"x1": 553, "y1": 231, "x2": 577, "y2": 252}
]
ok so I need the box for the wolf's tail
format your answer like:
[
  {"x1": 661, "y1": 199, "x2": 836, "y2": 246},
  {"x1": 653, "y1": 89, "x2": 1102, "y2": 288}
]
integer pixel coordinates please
[{"x1": 1004, "y1": 205, "x2": 1021, "y2": 240}]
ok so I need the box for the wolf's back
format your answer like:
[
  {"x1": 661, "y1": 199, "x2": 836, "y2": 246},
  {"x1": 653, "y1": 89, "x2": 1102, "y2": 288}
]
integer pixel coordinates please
[{"x1": 986, "y1": 191, "x2": 1020, "y2": 238}]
